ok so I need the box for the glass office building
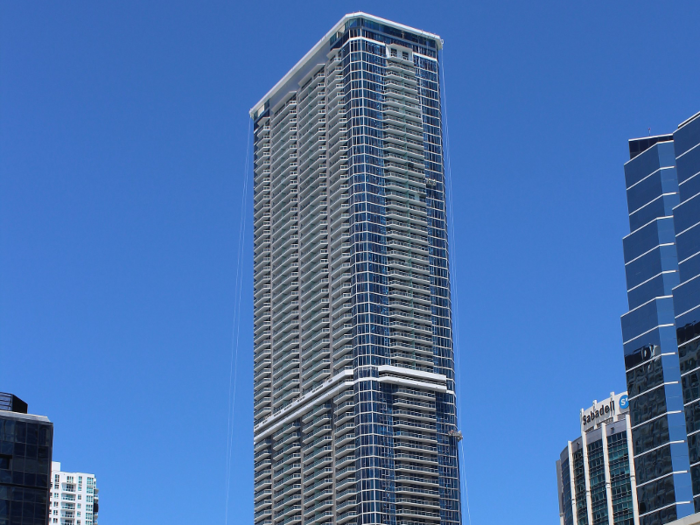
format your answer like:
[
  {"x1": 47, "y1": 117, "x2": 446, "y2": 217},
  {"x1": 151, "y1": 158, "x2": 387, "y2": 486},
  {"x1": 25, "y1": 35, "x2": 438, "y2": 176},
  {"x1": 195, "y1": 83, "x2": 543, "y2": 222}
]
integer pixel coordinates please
[
  {"x1": 0, "y1": 393, "x2": 54, "y2": 525},
  {"x1": 557, "y1": 392, "x2": 638, "y2": 525},
  {"x1": 620, "y1": 111, "x2": 700, "y2": 525},
  {"x1": 250, "y1": 12, "x2": 461, "y2": 525}
]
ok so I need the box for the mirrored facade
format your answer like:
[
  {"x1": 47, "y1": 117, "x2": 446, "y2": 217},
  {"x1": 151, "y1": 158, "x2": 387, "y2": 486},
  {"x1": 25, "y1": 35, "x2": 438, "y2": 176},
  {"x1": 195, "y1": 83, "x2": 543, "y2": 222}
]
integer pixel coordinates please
[
  {"x1": 0, "y1": 394, "x2": 53, "y2": 525},
  {"x1": 621, "y1": 111, "x2": 700, "y2": 525},
  {"x1": 250, "y1": 12, "x2": 461, "y2": 525}
]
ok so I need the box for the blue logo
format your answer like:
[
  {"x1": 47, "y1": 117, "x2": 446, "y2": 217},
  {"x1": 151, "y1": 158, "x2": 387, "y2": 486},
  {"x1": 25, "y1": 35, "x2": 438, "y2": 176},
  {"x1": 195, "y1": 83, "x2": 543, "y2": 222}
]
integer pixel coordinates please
[{"x1": 619, "y1": 395, "x2": 629, "y2": 409}]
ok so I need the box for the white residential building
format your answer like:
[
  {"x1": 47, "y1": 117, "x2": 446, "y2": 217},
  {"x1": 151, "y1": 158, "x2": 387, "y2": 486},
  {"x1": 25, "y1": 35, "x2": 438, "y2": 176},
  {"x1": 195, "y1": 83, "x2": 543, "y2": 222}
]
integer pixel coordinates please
[
  {"x1": 48, "y1": 462, "x2": 99, "y2": 525},
  {"x1": 250, "y1": 12, "x2": 462, "y2": 525}
]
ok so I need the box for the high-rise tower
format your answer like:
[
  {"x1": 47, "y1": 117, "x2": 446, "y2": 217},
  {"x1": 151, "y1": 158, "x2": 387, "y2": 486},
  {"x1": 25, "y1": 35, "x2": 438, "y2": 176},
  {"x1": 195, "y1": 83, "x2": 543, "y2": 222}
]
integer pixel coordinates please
[
  {"x1": 620, "y1": 111, "x2": 700, "y2": 525},
  {"x1": 250, "y1": 13, "x2": 461, "y2": 525},
  {"x1": 0, "y1": 393, "x2": 54, "y2": 525}
]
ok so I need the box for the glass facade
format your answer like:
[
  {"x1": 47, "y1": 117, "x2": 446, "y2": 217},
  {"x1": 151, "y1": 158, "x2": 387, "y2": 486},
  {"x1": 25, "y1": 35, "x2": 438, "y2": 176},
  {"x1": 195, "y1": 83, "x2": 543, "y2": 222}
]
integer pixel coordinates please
[
  {"x1": 620, "y1": 111, "x2": 700, "y2": 525},
  {"x1": 250, "y1": 13, "x2": 461, "y2": 525},
  {"x1": 0, "y1": 404, "x2": 53, "y2": 525}
]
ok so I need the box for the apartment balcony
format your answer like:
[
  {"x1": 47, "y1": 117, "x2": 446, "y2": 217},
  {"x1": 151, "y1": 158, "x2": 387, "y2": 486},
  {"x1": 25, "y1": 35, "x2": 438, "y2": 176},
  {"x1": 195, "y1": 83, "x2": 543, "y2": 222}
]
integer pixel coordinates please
[
  {"x1": 254, "y1": 437, "x2": 272, "y2": 451},
  {"x1": 301, "y1": 226, "x2": 329, "y2": 249},
  {"x1": 303, "y1": 502, "x2": 333, "y2": 520},
  {"x1": 254, "y1": 469, "x2": 272, "y2": 483},
  {"x1": 332, "y1": 320, "x2": 353, "y2": 336},
  {"x1": 397, "y1": 499, "x2": 441, "y2": 513},
  {"x1": 302, "y1": 475, "x2": 332, "y2": 496},
  {"x1": 384, "y1": 131, "x2": 423, "y2": 151},
  {"x1": 253, "y1": 331, "x2": 271, "y2": 346},
  {"x1": 254, "y1": 211, "x2": 272, "y2": 228},
  {"x1": 334, "y1": 454, "x2": 355, "y2": 470},
  {"x1": 254, "y1": 358, "x2": 272, "y2": 373},
  {"x1": 273, "y1": 493, "x2": 301, "y2": 512},
  {"x1": 303, "y1": 435, "x2": 332, "y2": 456},
  {"x1": 254, "y1": 509, "x2": 272, "y2": 520},
  {"x1": 391, "y1": 353, "x2": 434, "y2": 369},
  {"x1": 274, "y1": 504, "x2": 302, "y2": 522},
  {"x1": 273, "y1": 483, "x2": 301, "y2": 503},
  {"x1": 388, "y1": 304, "x2": 431, "y2": 320},
  {"x1": 271, "y1": 370, "x2": 297, "y2": 390},
  {"x1": 273, "y1": 388, "x2": 301, "y2": 408},
  {"x1": 330, "y1": 262, "x2": 351, "y2": 279},
  {"x1": 388, "y1": 321, "x2": 432, "y2": 335},
  {"x1": 331, "y1": 291, "x2": 353, "y2": 310},
  {"x1": 254, "y1": 479, "x2": 272, "y2": 493},
  {"x1": 303, "y1": 489, "x2": 333, "y2": 511},
  {"x1": 302, "y1": 413, "x2": 331, "y2": 433},
  {"x1": 302, "y1": 316, "x2": 330, "y2": 340},
  {"x1": 334, "y1": 420, "x2": 354, "y2": 437},
  {"x1": 272, "y1": 376, "x2": 299, "y2": 392},
  {"x1": 334, "y1": 407, "x2": 354, "y2": 425},
  {"x1": 336, "y1": 485, "x2": 357, "y2": 503},
  {"x1": 388, "y1": 278, "x2": 429, "y2": 292},
  {"x1": 302, "y1": 456, "x2": 331, "y2": 476},
  {"x1": 254, "y1": 281, "x2": 272, "y2": 299},
  {"x1": 280, "y1": 515, "x2": 302, "y2": 525},
  {"x1": 303, "y1": 446, "x2": 332, "y2": 467},
  {"x1": 300, "y1": 274, "x2": 329, "y2": 299},
  {"x1": 331, "y1": 312, "x2": 352, "y2": 328},
  {"x1": 394, "y1": 474, "x2": 439, "y2": 488},
  {"x1": 336, "y1": 509, "x2": 357, "y2": 524},
  {"x1": 272, "y1": 327, "x2": 299, "y2": 347},
  {"x1": 396, "y1": 508, "x2": 441, "y2": 521},
  {"x1": 273, "y1": 465, "x2": 300, "y2": 484},
  {"x1": 333, "y1": 398, "x2": 354, "y2": 416},
  {"x1": 254, "y1": 458, "x2": 272, "y2": 472},
  {"x1": 254, "y1": 408, "x2": 272, "y2": 421},
  {"x1": 393, "y1": 430, "x2": 436, "y2": 443},
  {"x1": 301, "y1": 359, "x2": 330, "y2": 380},
  {"x1": 384, "y1": 142, "x2": 424, "y2": 163},
  {"x1": 272, "y1": 428, "x2": 300, "y2": 447},
  {"x1": 388, "y1": 310, "x2": 432, "y2": 324},
  {"x1": 300, "y1": 326, "x2": 330, "y2": 350},
  {"x1": 336, "y1": 498, "x2": 356, "y2": 514},
  {"x1": 394, "y1": 451, "x2": 438, "y2": 465},
  {"x1": 302, "y1": 425, "x2": 331, "y2": 445},
  {"x1": 271, "y1": 300, "x2": 298, "y2": 324},
  {"x1": 305, "y1": 466, "x2": 333, "y2": 486},
  {"x1": 255, "y1": 498, "x2": 273, "y2": 514},
  {"x1": 300, "y1": 400, "x2": 330, "y2": 421},
  {"x1": 335, "y1": 476, "x2": 356, "y2": 492},
  {"x1": 277, "y1": 472, "x2": 302, "y2": 490},
  {"x1": 273, "y1": 358, "x2": 299, "y2": 378},
  {"x1": 332, "y1": 347, "x2": 353, "y2": 367},
  {"x1": 273, "y1": 444, "x2": 300, "y2": 463}
]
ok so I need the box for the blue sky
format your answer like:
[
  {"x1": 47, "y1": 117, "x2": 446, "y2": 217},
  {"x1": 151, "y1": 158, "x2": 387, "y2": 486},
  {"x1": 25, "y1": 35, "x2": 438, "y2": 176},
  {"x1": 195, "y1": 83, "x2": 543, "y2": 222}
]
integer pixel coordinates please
[{"x1": 1, "y1": 1, "x2": 699, "y2": 524}]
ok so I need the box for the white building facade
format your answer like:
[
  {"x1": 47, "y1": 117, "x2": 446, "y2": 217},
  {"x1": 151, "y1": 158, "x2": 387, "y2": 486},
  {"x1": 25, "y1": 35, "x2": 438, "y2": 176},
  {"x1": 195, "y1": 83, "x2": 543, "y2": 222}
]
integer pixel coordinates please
[
  {"x1": 49, "y1": 462, "x2": 99, "y2": 525},
  {"x1": 557, "y1": 392, "x2": 638, "y2": 525}
]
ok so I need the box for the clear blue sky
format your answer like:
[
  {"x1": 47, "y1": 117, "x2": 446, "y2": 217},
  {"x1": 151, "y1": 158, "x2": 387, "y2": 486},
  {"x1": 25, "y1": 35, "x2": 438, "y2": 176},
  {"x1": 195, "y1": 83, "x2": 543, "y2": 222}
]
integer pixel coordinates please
[{"x1": 1, "y1": 1, "x2": 698, "y2": 524}]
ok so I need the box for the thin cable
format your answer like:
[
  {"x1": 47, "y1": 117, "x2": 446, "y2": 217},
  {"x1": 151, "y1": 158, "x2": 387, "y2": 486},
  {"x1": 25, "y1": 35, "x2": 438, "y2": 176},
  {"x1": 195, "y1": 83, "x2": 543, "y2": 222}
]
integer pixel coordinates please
[
  {"x1": 224, "y1": 118, "x2": 252, "y2": 525},
  {"x1": 440, "y1": 47, "x2": 473, "y2": 525}
]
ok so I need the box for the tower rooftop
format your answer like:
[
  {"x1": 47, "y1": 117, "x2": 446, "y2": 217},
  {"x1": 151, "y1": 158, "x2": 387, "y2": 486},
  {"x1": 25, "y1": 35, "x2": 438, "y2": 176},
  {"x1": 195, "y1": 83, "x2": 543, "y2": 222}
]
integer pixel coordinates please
[{"x1": 249, "y1": 12, "x2": 442, "y2": 118}]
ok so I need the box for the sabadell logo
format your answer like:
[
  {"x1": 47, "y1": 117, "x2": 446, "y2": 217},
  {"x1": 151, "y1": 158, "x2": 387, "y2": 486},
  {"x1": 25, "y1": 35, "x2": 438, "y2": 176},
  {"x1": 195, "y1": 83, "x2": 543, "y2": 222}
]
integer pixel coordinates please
[
  {"x1": 582, "y1": 399, "x2": 615, "y2": 426},
  {"x1": 619, "y1": 395, "x2": 629, "y2": 409}
]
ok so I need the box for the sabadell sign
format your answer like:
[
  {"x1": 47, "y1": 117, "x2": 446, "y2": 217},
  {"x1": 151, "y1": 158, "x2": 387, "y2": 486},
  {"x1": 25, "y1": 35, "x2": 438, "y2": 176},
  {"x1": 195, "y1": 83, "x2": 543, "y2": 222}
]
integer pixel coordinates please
[{"x1": 581, "y1": 392, "x2": 629, "y2": 432}]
